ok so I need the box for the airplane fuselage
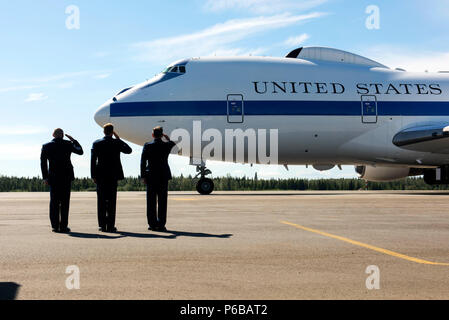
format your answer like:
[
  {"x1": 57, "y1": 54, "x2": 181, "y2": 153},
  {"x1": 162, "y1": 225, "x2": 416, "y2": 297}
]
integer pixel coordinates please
[{"x1": 95, "y1": 53, "x2": 449, "y2": 168}]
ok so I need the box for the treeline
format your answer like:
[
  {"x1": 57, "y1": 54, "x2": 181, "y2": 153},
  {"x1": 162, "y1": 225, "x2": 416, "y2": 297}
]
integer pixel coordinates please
[{"x1": 0, "y1": 175, "x2": 448, "y2": 192}]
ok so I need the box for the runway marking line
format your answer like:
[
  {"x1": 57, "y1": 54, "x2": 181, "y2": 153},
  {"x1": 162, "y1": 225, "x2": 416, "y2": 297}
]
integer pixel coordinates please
[
  {"x1": 172, "y1": 198, "x2": 197, "y2": 201},
  {"x1": 281, "y1": 220, "x2": 449, "y2": 266}
]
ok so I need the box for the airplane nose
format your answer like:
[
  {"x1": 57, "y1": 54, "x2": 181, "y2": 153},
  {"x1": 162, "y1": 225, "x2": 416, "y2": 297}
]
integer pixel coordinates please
[{"x1": 94, "y1": 102, "x2": 110, "y2": 126}]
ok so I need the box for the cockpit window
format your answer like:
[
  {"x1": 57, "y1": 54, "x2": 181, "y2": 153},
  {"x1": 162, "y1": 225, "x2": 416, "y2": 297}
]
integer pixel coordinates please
[{"x1": 162, "y1": 64, "x2": 186, "y2": 74}]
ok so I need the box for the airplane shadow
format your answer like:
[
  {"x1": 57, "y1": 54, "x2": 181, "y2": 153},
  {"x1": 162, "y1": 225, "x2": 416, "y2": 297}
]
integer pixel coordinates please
[
  {"x1": 172, "y1": 192, "x2": 343, "y2": 196},
  {"x1": 398, "y1": 192, "x2": 449, "y2": 196},
  {"x1": 67, "y1": 230, "x2": 232, "y2": 240},
  {"x1": 213, "y1": 193, "x2": 343, "y2": 196},
  {"x1": 188, "y1": 191, "x2": 449, "y2": 197},
  {"x1": 0, "y1": 282, "x2": 20, "y2": 300}
]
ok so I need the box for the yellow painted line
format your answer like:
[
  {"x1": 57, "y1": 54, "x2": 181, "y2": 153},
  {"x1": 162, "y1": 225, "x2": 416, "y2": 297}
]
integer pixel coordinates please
[
  {"x1": 172, "y1": 198, "x2": 197, "y2": 201},
  {"x1": 281, "y1": 220, "x2": 449, "y2": 266}
]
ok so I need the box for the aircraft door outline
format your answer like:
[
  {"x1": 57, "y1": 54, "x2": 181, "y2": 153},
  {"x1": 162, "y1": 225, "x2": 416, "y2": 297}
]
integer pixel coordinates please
[
  {"x1": 361, "y1": 95, "x2": 378, "y2": 123},
  {"x1": 227, "y1": 94, "x2": 244, "y2": 123}
]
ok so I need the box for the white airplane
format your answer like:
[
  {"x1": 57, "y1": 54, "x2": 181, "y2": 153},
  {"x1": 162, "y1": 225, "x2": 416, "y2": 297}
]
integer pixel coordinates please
[{"x1": 94, "y1": 46, "x2": 449, "y2": 194}]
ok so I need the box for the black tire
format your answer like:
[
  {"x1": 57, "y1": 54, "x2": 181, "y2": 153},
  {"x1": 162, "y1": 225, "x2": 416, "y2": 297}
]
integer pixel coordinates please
[{"x1": 196, "y1": 178, "x2": 214, "y2": 195}]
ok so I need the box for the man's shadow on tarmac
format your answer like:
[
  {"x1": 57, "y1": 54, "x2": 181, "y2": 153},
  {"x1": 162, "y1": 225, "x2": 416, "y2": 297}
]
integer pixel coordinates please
[
  {"x1": 67, "y1": 230, "x2": 232, "y2": 240},
  {"x1": 0, "y1": 282, "x2": 20, "y2": 300}
]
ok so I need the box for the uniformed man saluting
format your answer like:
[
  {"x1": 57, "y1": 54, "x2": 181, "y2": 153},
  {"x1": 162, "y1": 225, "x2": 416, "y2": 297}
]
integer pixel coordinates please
[
  {"x1": 141, "y1": 126, "x2": 176, "y2": 232},
  {"x1": 91, "y1": 123, "x2": 132, "y2": 233},
  {"x1": 40, "y1": 128, "x2": 83, "y2": 233}
]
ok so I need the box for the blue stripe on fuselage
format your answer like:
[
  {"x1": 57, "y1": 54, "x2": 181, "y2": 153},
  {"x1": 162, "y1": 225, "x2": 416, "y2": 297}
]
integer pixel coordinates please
[{"x1": 110, "y1": 100, "x2": 449, "y2": 117}]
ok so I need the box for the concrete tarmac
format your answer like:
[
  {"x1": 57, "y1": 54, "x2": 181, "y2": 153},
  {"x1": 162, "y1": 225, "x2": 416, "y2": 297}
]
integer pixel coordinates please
[{"x1": 1, "y1": 191, "x2": 449, "y2": 300}]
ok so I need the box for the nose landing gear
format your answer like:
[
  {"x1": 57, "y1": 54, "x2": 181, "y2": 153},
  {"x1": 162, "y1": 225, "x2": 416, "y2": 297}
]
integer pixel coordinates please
[{"x1": 195, "y1": 165, "x2": 214, "y2": 195}]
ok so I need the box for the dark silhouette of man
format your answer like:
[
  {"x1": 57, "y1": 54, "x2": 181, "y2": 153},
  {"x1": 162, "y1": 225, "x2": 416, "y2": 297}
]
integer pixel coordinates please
[
  {"x1": 141, "y1": 126, "x2": 176, "y2": 231},
  {"x1": 91, "y1": 123, "x2": 132, "y2": 232},
  {"x1": 40, "y1": 128, "x2": 83, "y2": 233}
]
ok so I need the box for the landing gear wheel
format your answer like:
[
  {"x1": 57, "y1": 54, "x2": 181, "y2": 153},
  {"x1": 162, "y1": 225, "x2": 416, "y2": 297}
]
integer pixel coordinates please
[
  {"x1": 194, "y1": 164, "x2": 214, "y2": 195},
  {"x1": 196, "y1": 178, "x2": 214, "y2": 195}
]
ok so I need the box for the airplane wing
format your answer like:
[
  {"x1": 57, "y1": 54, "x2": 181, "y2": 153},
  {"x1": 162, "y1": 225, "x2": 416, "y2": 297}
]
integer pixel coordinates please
[{"x1": 393, "y1": 123, "x2": 449, "y2": 153}]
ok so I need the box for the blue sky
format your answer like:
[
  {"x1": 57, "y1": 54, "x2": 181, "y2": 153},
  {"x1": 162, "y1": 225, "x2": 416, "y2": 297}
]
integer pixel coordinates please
[{"x1": 1, "y1": 0, "x2": 449, "y2": 179}]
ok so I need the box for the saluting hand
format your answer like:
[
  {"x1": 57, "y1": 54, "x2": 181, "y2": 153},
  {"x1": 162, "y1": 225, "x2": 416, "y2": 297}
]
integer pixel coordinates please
[
  {"x1": 65, "y1": 134, "x2": 75, "y2": 142},
  {"x1": 163, "y1": 134, "x2": 170, "y2": 141},
  {"x1": 113, "y1": 131, "x2": 120, "y2": 139}
]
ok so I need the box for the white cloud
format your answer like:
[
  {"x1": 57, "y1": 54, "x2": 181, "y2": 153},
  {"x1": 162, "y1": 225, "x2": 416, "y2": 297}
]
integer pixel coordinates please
[
  {"x1": 93, "y1": 73, "x2": 111, "y2": 79},
  {"x1": 71, "y1": 155, "x2": 90, "y2": 169},
  {"x1": 57, "y1": 82, "x2": 74, "y2": 89},
  {"x1": 254, "y1": 166, "x2": 285, "y2": 179},
  {"x1": 284, "y1": 33, "x2": 310, "y2": 47},
  {"x1": 0, "y1": 85, "x2": 41, "y2": 93},
  {"x1": 0, "y1": 125, "x2": 48, "y2": 135},
  {"x1": 25, "y1": 93, "x2": 48, "y2": 102},
  {"x1": 132, "y1": 12, "x2": 325, "y2": 63},
  {"x1": 361, "y1": 45, "x2": 449, "y2": 72},
  {"x1": 204, "y1": 0, "x2": 328, "y2": 14},
  {"x1": 1, "y1": 70, "x2": 112, "y2": 93},
  {"x1": 12, "y1": 71, "x2": 97, "y2": 84},
  {"x1": 0, "y1": 143, "x2": 41, "y2": 160}
]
